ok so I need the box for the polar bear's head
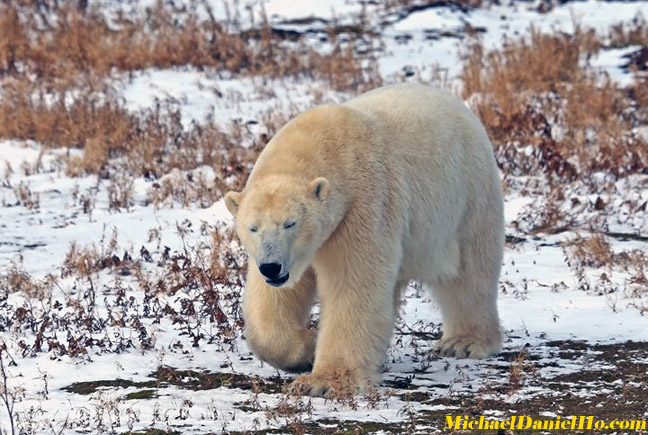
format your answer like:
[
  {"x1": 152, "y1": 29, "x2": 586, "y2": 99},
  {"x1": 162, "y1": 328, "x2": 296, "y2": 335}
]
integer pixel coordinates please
[{"x1": 224, "y1": 176, "x2": 330, "y2": 288}]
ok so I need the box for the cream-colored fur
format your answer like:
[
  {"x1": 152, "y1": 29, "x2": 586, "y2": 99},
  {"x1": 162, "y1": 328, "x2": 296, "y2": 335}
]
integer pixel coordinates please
[{"x1": 225, "y1": 83, "x2": 504, "y2": 396}]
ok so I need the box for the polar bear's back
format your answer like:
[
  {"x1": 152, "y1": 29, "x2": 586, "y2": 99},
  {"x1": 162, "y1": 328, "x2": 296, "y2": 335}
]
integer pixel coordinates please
[
  {"x1": 344, "y1": 83, "x2": 491, "y2": 155},
  {"x1": 343, "y1": 82, "x2": 499, "y2": 204},
  {"x1": 347, "y1": 83, "x2": 499, "y2": 191},
  {"x1": 344, "y1": 83, "x2": 503, "y2": 281}
]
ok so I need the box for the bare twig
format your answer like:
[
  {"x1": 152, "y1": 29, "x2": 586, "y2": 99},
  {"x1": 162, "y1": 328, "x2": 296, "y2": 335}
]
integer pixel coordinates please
[{"x1": 0, "y1": 343, "x2": 17, "y2": 435}]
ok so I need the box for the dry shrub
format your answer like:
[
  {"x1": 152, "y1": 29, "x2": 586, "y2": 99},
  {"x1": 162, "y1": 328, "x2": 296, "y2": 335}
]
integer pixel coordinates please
[
  {"x1": 60, "y1": 226, "x2": 143, "y2": 283},
  {"x1": 568, "y1": 234, "x2": 614, "y2": 269},
  {"x1": 630, "y1": 74, "x2": 648, "y2": 119},
  {"x1": 608, "y1": 14, "x2": 648, "y2": 48},
  {"x1": 149, "y1": 168, "x2": 219, "y2": 209},
  {"x1": 617, "y1": 249, "x2": 648, "y2": 299},
  {"x1": 0, "y1": 81, "x2": 260, "y2": 197},
  {"x1": 108, "y1": 172, "x2": 135, "y2": 212},
  {"x1": 210, "y1": 227, "x2": 247, "y2": 281},
  {"x1": 0, "y1": 0, "x2": 381, "y2": 188},
  {"x1": 0, "y1": 5, "x2": 28, "y2": 74},
  {"x1": 62, "y1": 243, "x2": 100, "y2": 279},
  {"x1": 0, "y1": 263, "x2": 55, "y2": 300},
  {"x1": 264, "y1": 390, "x2": 314, "y2": 434},
  {"x1": 130, "y1": 225, "x2": 245, "y2": 347},
  {"x1": 0, "y1": 81, "x2": 133, "y2": 172},
  {"x1": 565, "y1": 236, "x2": 647, "y2": 303},
  {"x1": 462, "y1": 28, "x2": 599, "y2": 116},
  {"x1": 0, "y1": 224, "x2": 246, "y2": 357},
  {"x1": 135, "y1": 225, "x2": 245, "y2": 296},
  {"x1": 462, "y1": 27, "x2": 648, "y2": 180},
  {"x1": 61, "y1": 239, "x2": 129, "y2": 280},
  {"x1": 513, "y1": 185, "x2": 575, "y2": 235},
  {"x1": 0, "y1": 0, "x2": 378, "y2": 90},
  {"x1": 12, "y1": 182, "x2": 40, "y2": 210},
  {"x1": 507, "y1": 350, "x2": 537, "y2": 395}
]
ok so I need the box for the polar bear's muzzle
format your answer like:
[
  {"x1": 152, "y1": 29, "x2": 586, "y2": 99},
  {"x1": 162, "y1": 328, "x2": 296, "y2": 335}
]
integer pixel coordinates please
[{"x1": 259, "y1": 262, "x2": 290, "y2": 287}]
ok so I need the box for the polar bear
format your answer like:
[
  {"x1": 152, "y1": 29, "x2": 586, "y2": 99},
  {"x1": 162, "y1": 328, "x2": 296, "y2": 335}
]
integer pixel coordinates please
[{"x1": 224, "y1": 83, "x2": 504, "y2": 396}]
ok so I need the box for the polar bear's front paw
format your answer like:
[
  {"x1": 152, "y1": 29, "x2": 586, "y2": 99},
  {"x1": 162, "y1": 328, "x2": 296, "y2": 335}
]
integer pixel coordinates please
[
  {"x1": 289, "y1": 374, "x2": 335, "y2": 397},
  {"x1": 246, "y1": 328, "x2": 316, "y2": 373},
  {"x1": 288, "y1": 371, "x2": 370, "y2": 398},
  {"x1": 436, "y1": 335, "x2": 500, "y2": 359}
]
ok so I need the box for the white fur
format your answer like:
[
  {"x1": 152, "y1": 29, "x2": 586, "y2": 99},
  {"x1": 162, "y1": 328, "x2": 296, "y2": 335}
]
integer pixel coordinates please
[{"x1": 225, "y1": 83, "x2": 504, "y2": 395}]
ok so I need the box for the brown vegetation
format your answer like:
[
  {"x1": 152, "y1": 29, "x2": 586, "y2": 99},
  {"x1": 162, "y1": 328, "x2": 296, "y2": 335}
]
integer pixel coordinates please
[
  {"x1": 0, "y1": 1, "x2": 378, "y2": 86},
  {"x1": 462, "y1": 27, "x2": 648, "y2": 180},
  {"x1": 0, "y1": 81, "x2": 264, "y2": 193},
  {"x1": 2, "y1": 1, "x2": 645, "y2": 189},
  {"x1": 607, "y1": 14, "x2": 648, "y2": 48},
  {"x1": 0, "y1": 223, "x2": 245, "y2": 359},
  {"x1": 0, "y1": 0, "x2": 380, "y2": 186},
  {"x1": 0, "y1": 2, "x2": 647, "y2": 432}
]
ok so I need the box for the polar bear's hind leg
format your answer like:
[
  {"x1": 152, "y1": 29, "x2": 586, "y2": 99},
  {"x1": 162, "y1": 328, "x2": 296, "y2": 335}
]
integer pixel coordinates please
[{"x1": 429, "y1": 225, "x2": 503, "y2": 359}]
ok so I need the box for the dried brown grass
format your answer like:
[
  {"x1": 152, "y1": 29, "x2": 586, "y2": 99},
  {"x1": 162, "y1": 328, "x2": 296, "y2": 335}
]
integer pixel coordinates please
[
  {"x1": 0, "y1": 0, "x2": 381, "y2": 191},
  {"x1": 608, "y1": 14, "x2": 648, "y2": 48},
  {"x1": 0, "y1": 262, "x2": 55, "y2": 300},
  {"x1": 568, "y1": 234, "x2": 615, "y2": 269},
  {"x1": 507, "y1": 350, "x2": 538, "y2": 395},
  {"x1": 0, "y1": 82, "x2": 133, "y2": 172},
  {"x1": 1, "y1": 2, "x2": 646, "y2": 196},
  {"x1": 0, "y1": 80, "x2": 262, "y2": 195},
  {"x1": 0, "y1": 1, "x2": 378, "y2": 88},
  {"x1": 462, "y1": 27, "x2": 648, "y2": 180}
]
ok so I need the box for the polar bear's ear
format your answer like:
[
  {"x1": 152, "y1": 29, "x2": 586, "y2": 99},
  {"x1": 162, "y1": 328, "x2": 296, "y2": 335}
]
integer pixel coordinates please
[
  {"x1": 224, "y1": 191, "x2": 242, "y2": 216},
  {"x1": 309, "y1": 177, "x2": 330, "y2": 201}
]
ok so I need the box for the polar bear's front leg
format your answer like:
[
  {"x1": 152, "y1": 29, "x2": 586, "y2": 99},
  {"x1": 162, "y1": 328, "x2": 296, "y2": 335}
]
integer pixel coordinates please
[
  {"x1": 243, "y1": 266, "x2": 317, "y2": 373},
  {"x1": 291, "y1": 245, "x2": 400, "y2": 396}
]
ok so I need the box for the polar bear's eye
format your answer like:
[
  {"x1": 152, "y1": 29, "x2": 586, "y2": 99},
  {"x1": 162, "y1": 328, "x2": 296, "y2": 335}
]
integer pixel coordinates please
[
  {"x1": 283, "y1": 221, "x2": 296, "y2": 229},
  {"x1": 249, "y1": 225, "x2": 258, "y2": 233}
]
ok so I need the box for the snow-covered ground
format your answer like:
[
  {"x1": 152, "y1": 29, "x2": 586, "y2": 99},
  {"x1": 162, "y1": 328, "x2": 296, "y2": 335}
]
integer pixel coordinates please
[{"x1": 1, "y1": 1, "x2": 647, "y2": 433}]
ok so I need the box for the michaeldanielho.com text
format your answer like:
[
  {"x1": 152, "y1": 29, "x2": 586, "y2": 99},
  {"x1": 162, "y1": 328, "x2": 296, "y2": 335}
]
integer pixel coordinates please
[{"x1": 445, "y1": 415, "x2": 647, "y2": 431}]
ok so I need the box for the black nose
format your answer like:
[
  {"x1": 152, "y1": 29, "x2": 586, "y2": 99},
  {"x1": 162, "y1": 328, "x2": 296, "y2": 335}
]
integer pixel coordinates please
[{"x1": 259, "y1": 263, "x2": 282, "y2": 279}]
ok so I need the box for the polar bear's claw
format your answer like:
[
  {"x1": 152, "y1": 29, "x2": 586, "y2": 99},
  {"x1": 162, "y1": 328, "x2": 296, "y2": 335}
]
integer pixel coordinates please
[
  {"x1": 288, "y1": 372, "x2": 366, "y2": 398},
  {"x1": 436, "y1": 336, "x2": 498, "y2": 360},
  {"x1": 289, "y1": 374, "x2": 331, "y2": 397}
]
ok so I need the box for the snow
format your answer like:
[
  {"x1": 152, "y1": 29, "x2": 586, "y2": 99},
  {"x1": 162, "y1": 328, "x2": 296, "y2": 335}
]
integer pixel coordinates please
[
  {"x1": 590, "y1": 45, "x2": 641, "y2": 87},
  {"x1": 1, "y1": 0, "x2": 647, "y2": 433},
  {"x1": 120, "y1": 69, "x2": 223, "y2": 128},
  {"x1": 262, "y1": 0, "x2": 360, "y2": 22},
  {"x1": 3, "y1": 155, "x2": 645, "y2": 432},
  {"x1": 379, "y1": 0, "x2": 647, "y2": 81},
  {"x1": 119, "y1": 70, "x2": 347, "y2": 133},
  {"x1": 0, "y1": 141, "x2": 42, "y2": 175},
  {"x1": 391, "y1": 7, "x2": 465, "y2": 32},
  {"x1": 499, "y1": 237, "x2": 648, "y2": 343}
]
